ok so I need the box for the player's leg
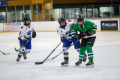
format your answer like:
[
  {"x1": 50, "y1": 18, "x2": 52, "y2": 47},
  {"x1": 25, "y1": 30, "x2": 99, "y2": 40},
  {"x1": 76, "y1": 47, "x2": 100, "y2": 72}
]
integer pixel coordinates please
[
  {"x1": 75, "y1": 38, "x2": 87, "y2": 66},
  {"x1": 86, "y1": 37, "x2": 96, "y2": 67},
  {"x1": 17, "y1": 39, "x2": 26, "y2": 62},
  {"x1": 72, "y1": 38, "x2": 81, "y2": 52},
  {"x1": 61, "y1": 40, "x2": 72, "y2": 66},
  {"x1": 73, "y1": 38, "x2": 87, "y2": 63},
  {"x1": 23, "y1": 40, "x2": 31, "y2": 60}
]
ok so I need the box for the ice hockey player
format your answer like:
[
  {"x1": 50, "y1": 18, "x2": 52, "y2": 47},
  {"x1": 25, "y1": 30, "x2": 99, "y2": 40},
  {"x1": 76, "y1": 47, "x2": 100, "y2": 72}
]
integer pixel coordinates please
[
  {"x1": 16, "y1": 17, "x2": 36, "y2": 62},
  {"x1": 57, "y1": 18, "x2": 86, "y2": 66},
  {"x1": 70, "y1": 15, "x2": 97, "y2": 67}
]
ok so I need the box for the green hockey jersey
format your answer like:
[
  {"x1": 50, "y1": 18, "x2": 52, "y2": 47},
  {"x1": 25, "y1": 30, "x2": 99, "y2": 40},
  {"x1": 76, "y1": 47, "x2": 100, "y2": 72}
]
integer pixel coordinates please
[{"x1": 70, "y1": 20, "x2": 97, "y2": 38}]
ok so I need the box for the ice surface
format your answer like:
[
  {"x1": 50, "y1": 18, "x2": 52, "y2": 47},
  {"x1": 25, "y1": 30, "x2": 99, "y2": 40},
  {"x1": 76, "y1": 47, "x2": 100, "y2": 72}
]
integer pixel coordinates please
[{"x1": 0, "y1": 32, "x2": 120, "y2": 80}]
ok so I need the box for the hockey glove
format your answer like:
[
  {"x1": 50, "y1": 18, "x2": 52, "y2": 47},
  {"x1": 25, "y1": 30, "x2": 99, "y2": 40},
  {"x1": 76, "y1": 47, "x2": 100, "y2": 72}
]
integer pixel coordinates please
[
  {"x1": 77, "y1": 32, "x2": 86, "y2": 39},
  {"x1": 65, "y1": 31, "x2": 75, "y2": 40},
  {"x1": 67, "y1": 33, "x2": 75, "y2": 41},
  {"x1": 23, "y1": 39, "x2": 27, "y2": 45},
  {"x1": 86, "y1": 30, "x2": 95, "y2": 36},
  {"x1": 32, "y1": 31, "x2": 36, "y2": 38},
  {"x1": 61, "y1": 37, "x2": 67, "y2": 43},
  {"x1": 65, "y1": 31, "x2": 70, "y2": 36}
]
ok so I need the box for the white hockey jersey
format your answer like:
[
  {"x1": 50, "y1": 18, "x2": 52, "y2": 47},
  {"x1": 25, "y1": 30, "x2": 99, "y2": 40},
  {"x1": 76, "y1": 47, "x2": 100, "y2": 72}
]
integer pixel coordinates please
[
  {"x1": 57, "y1": 20, "x2": 75, "y2": 40},
  {"x1": 18, "y1": 23, "x2": 35, "y2": 40}
]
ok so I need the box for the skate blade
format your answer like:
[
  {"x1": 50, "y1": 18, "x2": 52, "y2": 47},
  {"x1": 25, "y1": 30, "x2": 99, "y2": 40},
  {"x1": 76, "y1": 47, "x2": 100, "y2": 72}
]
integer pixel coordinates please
[
  {"x1": 17, "y1": 61, "x2": 19, "y2": 63},
  {"x1": 24, "y1": 58, "x2": 27, "y2": 60},
  {"x1": 75, "y1": 64, "x2": 81, "y2": 67},
  {"x1": 16, "y1": 59, "x2": 20, "y2": 62},
  {"x1": 86, "y1": 64, "x2": 94, "y2": 68},
  {"x1": 61, "y1": 64, "x2": 68, "y2": 67}
]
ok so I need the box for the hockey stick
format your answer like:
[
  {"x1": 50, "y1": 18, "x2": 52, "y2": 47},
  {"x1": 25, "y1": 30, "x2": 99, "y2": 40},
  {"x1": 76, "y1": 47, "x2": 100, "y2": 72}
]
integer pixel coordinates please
[
  {"x1": 48, "y1": 35, "x2": 86, "y2": 60},
  {"x1": 14, "y1": 37, "x2": 33, "y2": 52},
  {"x1": 0, "y1": 50, "x2": 11, "y2": 55},
  {"x1": 35, "y1": 41, "x2": 62, "y2": 65}
]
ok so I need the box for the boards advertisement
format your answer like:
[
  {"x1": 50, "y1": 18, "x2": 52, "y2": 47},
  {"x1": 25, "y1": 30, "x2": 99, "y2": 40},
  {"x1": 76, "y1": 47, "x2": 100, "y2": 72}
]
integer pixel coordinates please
[
  {"x1": 4, "y1": 23, "x2": 22, "y2": 31},
  {"x1": 101, "y1": 20, "x2": 118, "y2": 30},
  {"x1": 0, "y1": 1, "x2": 8, "y2": 7}
]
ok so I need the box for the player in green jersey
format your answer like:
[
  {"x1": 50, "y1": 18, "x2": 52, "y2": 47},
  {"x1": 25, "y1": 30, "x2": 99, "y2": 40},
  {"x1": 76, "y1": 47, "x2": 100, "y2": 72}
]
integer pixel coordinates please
[{"x1": 70, "y1": 15, "x2": 97, "y2": 67}]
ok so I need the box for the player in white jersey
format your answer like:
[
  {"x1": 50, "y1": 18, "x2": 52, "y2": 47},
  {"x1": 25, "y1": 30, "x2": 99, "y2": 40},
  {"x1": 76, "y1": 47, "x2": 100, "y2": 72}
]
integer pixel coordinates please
[
  {"x1": 16, "y1": 18, "x2": 36, "y2": 62},
  {"x1": 57, "y1": 18, "x2": 86, "y2": 66}
]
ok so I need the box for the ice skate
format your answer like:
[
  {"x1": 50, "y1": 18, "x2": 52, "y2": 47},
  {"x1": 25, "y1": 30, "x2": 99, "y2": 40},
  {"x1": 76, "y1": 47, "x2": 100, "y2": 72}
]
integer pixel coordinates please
[
  {"x1": 61, "y1": 60, "x2": 69, "y2": 67},
  {"x1": 23, "y1": 53, "x2": 27, "y2": 60},
  {"x1": 16, "y1": 57, "x2": 21, "y2": 62},
  {"x1": 75, "y1": 60, "x2": 82, "y2": 67},
  {"x1": 86, "y1": 59, "x2": 94, "y2": 67}
]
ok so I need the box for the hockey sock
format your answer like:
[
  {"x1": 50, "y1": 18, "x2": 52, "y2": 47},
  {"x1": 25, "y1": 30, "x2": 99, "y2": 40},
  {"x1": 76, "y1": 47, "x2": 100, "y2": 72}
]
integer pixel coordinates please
[
  {"x1": 79, "y1": 47, "x2": 86, "y2": 61},
  {"x1": 18, "y1": 52, "x2": 23, "y2": 58},
  {"x1": 86, "y1": 44, "x2": 93, "y2": 60},
  {"x1": 63, "y1": 52, "x2": 69, "y2": 60}
]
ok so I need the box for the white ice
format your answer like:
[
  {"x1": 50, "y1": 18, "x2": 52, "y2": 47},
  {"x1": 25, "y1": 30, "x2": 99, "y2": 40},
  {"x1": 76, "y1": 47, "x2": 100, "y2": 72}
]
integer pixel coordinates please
[{"x1": 0, "y1": 32, "x2": 120, "y2": 80}]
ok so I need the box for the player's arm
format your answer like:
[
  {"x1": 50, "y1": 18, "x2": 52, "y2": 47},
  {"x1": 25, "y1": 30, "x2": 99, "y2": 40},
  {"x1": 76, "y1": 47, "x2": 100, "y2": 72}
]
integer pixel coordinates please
[
  {"x1": 83, "y1": 21, "x2": 97, "y2": 32},
  {"x1": 70, "y1": 24, "x2": 78, "y2": 37},
  {"x1": 57, "y1": 28, "x2": 64, "y2": 37},
  {"x1": 66, "y1": 24, "x2": 83, "y2": 40},
  {"x1": 19, "y1": 26, "x2": 26, "y2": 40},
  {"x1": 91, "y1": 22, "x2": 97, "y2": 30},
  {"x1": 82, "y1": 21, "x2": 97, "y2": 36},
  {"x1": 70, "y1": 24, "x2": 87, "y2": 39},
  {"x1": 31, "y1": 23, "x2": 36, "y2": 38},
  {"x1": 57, "y1": 28, "x2": 67, "y2": 43},
  {"x1": 19, "y1": 26, "x2": 28, "y2": 45}
]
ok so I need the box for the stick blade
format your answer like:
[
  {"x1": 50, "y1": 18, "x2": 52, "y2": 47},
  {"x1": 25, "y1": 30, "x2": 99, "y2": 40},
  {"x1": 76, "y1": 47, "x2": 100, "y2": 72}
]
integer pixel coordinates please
[
  {"x1": 35, "y1": 62, "x2": 44, "y2": 65},
  {"x1": 14, "y1": 47, "x2": 19, "y2": 52},
  {"x1": 46, "y1": 58, "x2": 53, "y2": 61},
  {"x1": 0, "y1": 50, "x2": 11, "y2": 55},
  {"x1": 4, "y1": 53, "x2": 11, "y2": 55}
]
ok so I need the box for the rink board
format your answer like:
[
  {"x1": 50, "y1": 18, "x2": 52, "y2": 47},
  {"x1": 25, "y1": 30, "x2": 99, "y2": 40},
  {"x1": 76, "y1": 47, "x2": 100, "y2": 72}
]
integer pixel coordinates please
[{"x1": 0, "y1": 19, "x2": 120, "y2": 32}]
